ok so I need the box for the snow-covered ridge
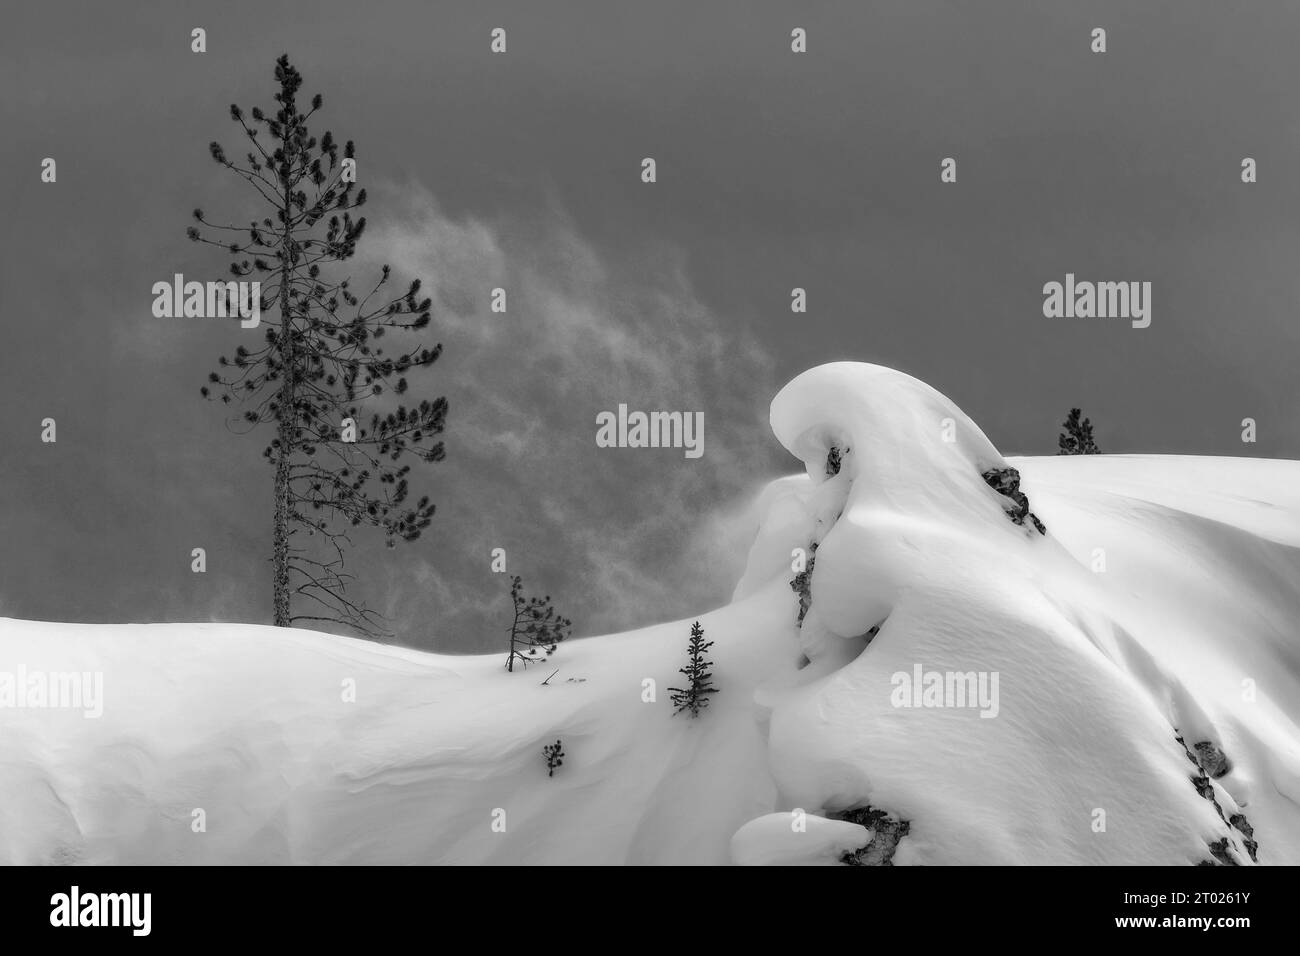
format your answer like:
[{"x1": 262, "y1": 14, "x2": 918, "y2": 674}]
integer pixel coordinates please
[
  {"x1": 740, "y1": 363, "x2": 1300, "y2": 864},
  {"x1": 3, "y1": 362, "x2": 1299, "y2": 864}
]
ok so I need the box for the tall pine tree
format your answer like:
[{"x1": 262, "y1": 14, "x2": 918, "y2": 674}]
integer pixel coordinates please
[
  {"x1": 1057, "y1": 408, "x2": 1100, "y2": 455},
  {"x1": 192, "y1": 55, "x2": 447, "y2": 637}
]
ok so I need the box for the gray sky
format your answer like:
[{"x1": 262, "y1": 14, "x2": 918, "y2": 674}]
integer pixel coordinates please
[{"x1": 2, "y1": 1, "x2": 1298, "y2": 651}]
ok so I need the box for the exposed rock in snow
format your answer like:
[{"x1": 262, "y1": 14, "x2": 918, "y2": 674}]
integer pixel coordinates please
[
  {"x1": 834, "y1": 806, "x2": 912, "y2": 866},
  {"x1": 825, "y1": 446, "x2": 845, "y2": 478},
  {"x1": 790, "y1": 542, "x2": 816, "y2": 627},
  {"x1": 1230, "y1": 813, "x2": 1259, "y2": 863},
  {"x1": 1202, "y1": 838, "x2": 1237, "y2": 866},
  {"x1": 980, "y1": 466, "x2": 1047, "y2": 534},
  {"x1": 1192, "y1": 740, "x2": 1231, "y2": 779},
  {"x1": 1176, "y1": 732, "x2": 1256, "y2": 865}
]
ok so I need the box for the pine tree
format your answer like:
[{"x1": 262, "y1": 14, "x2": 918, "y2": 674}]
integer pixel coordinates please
[
  {"x1": 505, "y1": 576, "x2": 572, "y2": 672},
  {"x1": 542, "y1": 739, "x2": 565, "y2": 777},
  {"x1": 1057, "y1": 408, "x2": 1100, "y2": 455},
  {"x1": 192, "y1": 56, "x2": 447, "y2": 637},
  {"x1": 669, "y1": 621, "x2": 718, "y2": 718}
]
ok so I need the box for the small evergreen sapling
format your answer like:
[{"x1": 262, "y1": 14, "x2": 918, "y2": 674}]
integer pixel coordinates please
[
  {"x1": 1057, "y1": 408, "x2": 1100, "y2": 455},
  {"x1": 543, "y1": 739, "x2": 564, "y2": 777},
  {"x1": 669, "y1": 621, "x2": 718, "y2": 718},
  {"x1": 504, "y1": 575, "x2": 572, "y2": 672}
]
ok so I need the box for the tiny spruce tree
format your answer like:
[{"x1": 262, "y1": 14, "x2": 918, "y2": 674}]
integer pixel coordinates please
[
  {"x1": 1057, "y1": 408, "x2": 1100, "y2": 455},
  {"x1": 543, "y1": 739, "x2": 564, "y2": 777},
  {"x1": 669, "y1": 621, "x2": 718, "y2": 718}
]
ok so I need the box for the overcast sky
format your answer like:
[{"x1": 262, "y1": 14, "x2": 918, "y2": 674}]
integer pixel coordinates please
[{"x1": 2, "y1": 1, "x2": 1298, "y2": 651}]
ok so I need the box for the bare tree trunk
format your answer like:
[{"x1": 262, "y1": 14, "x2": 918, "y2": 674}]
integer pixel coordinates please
[
  {"x1": 272, "y1": 178, "x2": 295, "y2": 627},
  {"x1": 506, "y1": 606, "x2": 522, "y2": 671}
]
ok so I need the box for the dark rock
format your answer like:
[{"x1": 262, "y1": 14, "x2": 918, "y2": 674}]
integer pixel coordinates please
[
  {"x1": 790, "y1": 542, "x2": 817, "y2": 627},
  {"x1": 826, "y1": 446, "x2": 845, "y2": 477},
  {"x1": 1203, "y1": 838, "x2": 1239, "y2": 866},
  {"x1": 835, "y1": 806, "x2": 911, "y2": 866},
  {"x1": 1193, "y1": 741, "x2": 1231, "y2": 778},
  {"x1": 1191, "y1": 774, "x2": 1216, "y2": 802},
  {"x1": 1176, "y1": 731, "x2": 1256, "y2": 865},
  {"x1": 1229, "y1": 814, "x2": 1258, "y2": 863},
  {"x1": 980, "y1": 467, "x2": 1047, "y2": 535}
]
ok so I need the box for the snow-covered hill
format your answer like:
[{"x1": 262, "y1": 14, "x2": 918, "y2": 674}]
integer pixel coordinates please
[{"x1": 3, "y1": 362, "x2": 1298, "y2": 865}]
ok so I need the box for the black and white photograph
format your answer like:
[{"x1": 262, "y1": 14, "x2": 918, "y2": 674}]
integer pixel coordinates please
[{"x1": 0, "y1": 0, "x2": 1294, "y2": 925}]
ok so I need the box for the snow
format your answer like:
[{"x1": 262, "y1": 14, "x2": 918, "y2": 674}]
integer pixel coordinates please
[
  {"x1": 3, "y1": 361, "x2": 1298, "y2": 864},
  {"x1": 730, "y1": 812, "x2": 869, "y2": 866}
]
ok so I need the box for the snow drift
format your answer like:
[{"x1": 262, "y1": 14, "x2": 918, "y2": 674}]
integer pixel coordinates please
[{"x1": 2, "y1": 361, "x2": 1298, "y2": 865}]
